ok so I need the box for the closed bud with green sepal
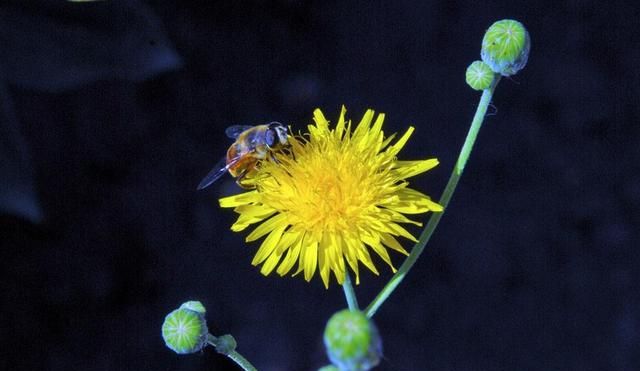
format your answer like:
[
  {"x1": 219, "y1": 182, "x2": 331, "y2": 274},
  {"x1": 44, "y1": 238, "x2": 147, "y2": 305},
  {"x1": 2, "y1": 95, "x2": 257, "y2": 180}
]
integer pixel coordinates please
[
  {"x1": 323, "y1": 309, "x2": 382, "y2": 371},
  {"x1": 466, "y1": 60, "x2": 495, "y2": 90},
  {"x1": 481, "y1": 19, "x2": 530, "y2": 76},
  {"x1": 162, "y1": 301, "x2": 209, "y2": 354}
]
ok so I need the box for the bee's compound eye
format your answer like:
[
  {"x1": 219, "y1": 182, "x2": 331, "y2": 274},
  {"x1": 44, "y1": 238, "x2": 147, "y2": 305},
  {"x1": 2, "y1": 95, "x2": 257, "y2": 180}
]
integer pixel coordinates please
[{"x1": 265, "y1": 129, "x2": 276, "y2": 148}]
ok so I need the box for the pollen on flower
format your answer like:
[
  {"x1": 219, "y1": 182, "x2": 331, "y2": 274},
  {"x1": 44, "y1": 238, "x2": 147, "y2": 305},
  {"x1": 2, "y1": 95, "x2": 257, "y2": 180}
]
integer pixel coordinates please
[{"x1": 219, "y1": 107, "x2": 442, "y2": 288}]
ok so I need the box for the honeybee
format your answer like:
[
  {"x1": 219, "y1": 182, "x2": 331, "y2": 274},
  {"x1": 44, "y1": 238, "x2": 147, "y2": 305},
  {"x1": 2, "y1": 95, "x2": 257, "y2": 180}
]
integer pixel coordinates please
[{"x1": 197, "y1": 122, "x2": 289, "y2": 190}]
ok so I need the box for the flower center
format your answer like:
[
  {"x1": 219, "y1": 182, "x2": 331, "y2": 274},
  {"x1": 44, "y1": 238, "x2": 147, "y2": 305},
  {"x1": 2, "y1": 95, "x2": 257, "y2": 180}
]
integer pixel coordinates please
[{"x1": 291, "y1": 152, "x2": 377, "y2": 233}]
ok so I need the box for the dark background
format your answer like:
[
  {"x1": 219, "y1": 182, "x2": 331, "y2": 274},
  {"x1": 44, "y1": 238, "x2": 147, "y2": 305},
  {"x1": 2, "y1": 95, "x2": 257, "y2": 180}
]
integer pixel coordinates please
[{"x1": 1, "y1": 1, "x2": 638, "y2": 370}]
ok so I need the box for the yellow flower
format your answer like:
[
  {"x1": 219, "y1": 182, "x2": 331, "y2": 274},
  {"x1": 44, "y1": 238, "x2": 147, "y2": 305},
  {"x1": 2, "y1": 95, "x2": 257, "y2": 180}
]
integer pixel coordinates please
[{"x1": 219, "y1": 107, "x2": 442, "y2": 288}]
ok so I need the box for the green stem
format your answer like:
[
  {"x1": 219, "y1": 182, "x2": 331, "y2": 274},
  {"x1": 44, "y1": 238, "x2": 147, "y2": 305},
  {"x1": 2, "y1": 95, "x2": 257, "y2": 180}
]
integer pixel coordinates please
[
  {"x1": 225, "y1": 350, "x2": 258, "y2": 371},
  {"x1": 365, "y1": 76, "x2": 501, "y2": 318},
  {"x1": 207, "y1": 334, "x2": 258, "y2": 371},
  {"x1": 207, "y1": 333, "x2": 218, "y2": 344},
  {"x1": 342, "y1": 272, "x2": 360, "y2": 311}
]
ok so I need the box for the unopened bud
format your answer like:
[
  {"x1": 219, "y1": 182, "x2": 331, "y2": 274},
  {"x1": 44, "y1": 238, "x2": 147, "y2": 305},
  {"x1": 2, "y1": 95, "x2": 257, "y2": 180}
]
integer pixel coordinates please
[
  {"x1": 481, "y1": 19, "x2": 530, "y2": 76},
  {"x1": 466, "y1": 60, "x2": 495, "y2": 90},
  {"x1": 162, "y1": 301, "x2": 209, "y2": 354},
  {"x1": 323, "y1": 309, "x2": 382, "y2": 371}
]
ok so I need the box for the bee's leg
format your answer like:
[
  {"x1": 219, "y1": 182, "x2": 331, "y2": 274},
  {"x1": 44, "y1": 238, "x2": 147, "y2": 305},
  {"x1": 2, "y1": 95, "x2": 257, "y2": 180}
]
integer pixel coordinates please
[
  {"x1": 235, "y1": 168, "x2": 254, "y2": 189},
  {"x1": 287, "y1": 146, "x2": 296, "y2": 161},
  {"x1": 269, "y1": 151, "x2": 281, "y2": 165}
]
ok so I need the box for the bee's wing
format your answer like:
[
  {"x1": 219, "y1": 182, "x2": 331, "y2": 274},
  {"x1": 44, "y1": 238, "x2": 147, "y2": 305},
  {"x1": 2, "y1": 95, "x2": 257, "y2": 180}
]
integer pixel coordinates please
[
  {"x1": 225, "y1": 125, "x2": 254, "y2": 139},
  {"x1": 197, "y1": 155, "x2": 242, "y2": 190}
]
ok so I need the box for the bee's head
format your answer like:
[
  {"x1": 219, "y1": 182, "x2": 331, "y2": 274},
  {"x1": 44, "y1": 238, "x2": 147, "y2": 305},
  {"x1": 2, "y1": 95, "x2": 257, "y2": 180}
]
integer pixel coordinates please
[{"x1": 266, "y1": 122, "x2": 289, "y2": 149}]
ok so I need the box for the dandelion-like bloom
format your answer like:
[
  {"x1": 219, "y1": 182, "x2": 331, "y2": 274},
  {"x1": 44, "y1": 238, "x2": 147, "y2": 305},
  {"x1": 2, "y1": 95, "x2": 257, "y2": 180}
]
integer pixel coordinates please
[{"x1": 219, "y1": 107, "x2": 442, "y2": 288}]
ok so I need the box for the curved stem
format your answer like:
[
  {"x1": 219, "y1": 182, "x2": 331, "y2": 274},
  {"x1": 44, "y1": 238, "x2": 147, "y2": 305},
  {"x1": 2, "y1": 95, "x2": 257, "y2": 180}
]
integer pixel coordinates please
[
  {"x1": 342, "y1": 272, "x2": 360, "y2": 311},
  {"x1": 365, "y1": 76, "x2": 501, "y2": 318}
]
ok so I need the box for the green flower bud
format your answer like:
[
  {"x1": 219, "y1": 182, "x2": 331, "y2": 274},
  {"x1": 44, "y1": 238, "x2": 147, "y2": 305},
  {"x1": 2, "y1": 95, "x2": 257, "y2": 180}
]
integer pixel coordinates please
[
  {"x1": 162, "y1": 301, "x2": 209, "y2": 354},
  {"x1": 481, "y1": 19, "x2": 530, "y2": 76},
  {"x1": 323, "y1": 309, "x2": 382, "y2": 371},
  {"x1": 466, "y1": 61, "x2": 495, "y2": 90}
]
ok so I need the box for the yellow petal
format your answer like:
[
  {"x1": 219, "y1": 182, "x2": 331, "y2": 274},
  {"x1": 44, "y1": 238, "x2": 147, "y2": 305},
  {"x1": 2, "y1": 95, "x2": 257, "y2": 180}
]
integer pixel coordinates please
[
  {"x1": 386, "y1": 126, "x2": 414, "y2": 157},
  {"x1": 333, "y1": 267, "x2": 346, "y2": 285},
  {"x1": 312, "y1": 108, "x2": 329, "y2": 136},
  {"x1": 301, "y1": 238, "x2": 318, "y2": 281},
  {"x1": 364, "y1": 113, "x2": 386, "y2": 155},
  {"x1": 386, "y1": 222, "x2": 419, "y2": 242},
  {"x1": 219, "y1": 191, "x2": 259, "y2": 208},
  {"x1": 389, "y1": 213, "x2": 422, "y2": 227},
  {"x1": 352, "y1": 109, "x2": 374, "y2": 144},
  {"x1": 252, "y1": 224, "x2": 286, "y2": 265},
  {"x1": 386, "y1": 188, "x2": 444, "y2": 213},
  {"x1": 358, "y1": 253, "x2": 379, "y2": 275},
  {"x1": 258, "y1": 229, "x2": 300, "y2": 275},
  {"x1": 392, "y1": 159, "x2": 439, "y2": 179},
  {"x1": 329, "y1": 239, "x2": 346, "y2": 277},
  {"x1": 260, "y1": 244, "x2": 284, "y2": 275},
  {"x1": 362, "y1": 234, "x2": 396, "y2": 272},
  {"x1": 368, "y1": 211, "x2": 421, "y2": 231},
  {"x1": 369, "y1": 112, "x2": 385, "y2": 143},
  {"x1": 230, "y1": 215, "x2": 268, "y2": 232},
  {"x1": 334, "y1": 105, "x2": 347, "y2": 139},
  {"x1": 322, "y1": 233, "x2": 346, "y2": 286},
  {"x1": 347, "y1": 237, "x2": 379, "y2": 275},
  {"x1": 276, "y1": 235, "x2": 303, "y2": 276},
  {"x1": 330, "y1": 247, "x2": 348, "y2": 285},
  {"x1": 344, "y1": 249, "x2": 360, "y2": 284},
  {"x1": 275, "y1": 229, "x2": 302, "y2": 255},
  {"x1": 245, "y1": 213, "x2": 288, "y2": 242},
  {"x1": 318, "y1": 247, "x2": 330, "y2": 289},
  {"x1": 379, "y1": 132, "x2": 397, "y2": 151},
  {"x1": 235, "y1": 204, "x2": 276, "y2": 217},
  {"x1": 380, "y1": 233, "x2": 409, "y2": 255}
]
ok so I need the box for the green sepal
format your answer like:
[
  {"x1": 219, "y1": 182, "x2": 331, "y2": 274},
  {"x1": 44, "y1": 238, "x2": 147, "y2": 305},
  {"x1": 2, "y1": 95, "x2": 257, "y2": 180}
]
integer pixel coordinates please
[
  {"x1": 214, "y1": 334, "x2": 238, "y2": 355},
  {"x1": 162, "y1": 303, "x2": 209, "y2": 354},
  {"x1": 481, "y1": 19, "x2": 530, "y2": 76},
  {"x1": 466, "y1": 61, "x2": 495, "y2": 91},
  {"x1": 180, "y1": 300, "x2": 206, "y2": 314},
  {"x1": 323, "y1": 309, "x2": 382, "y2": 371}
]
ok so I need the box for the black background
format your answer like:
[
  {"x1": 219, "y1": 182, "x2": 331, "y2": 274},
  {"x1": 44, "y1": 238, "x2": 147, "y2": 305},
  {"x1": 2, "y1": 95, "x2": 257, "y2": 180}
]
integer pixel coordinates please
[{"x1": 1, "y1": 1, "x2": 639, "y2": 370}]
